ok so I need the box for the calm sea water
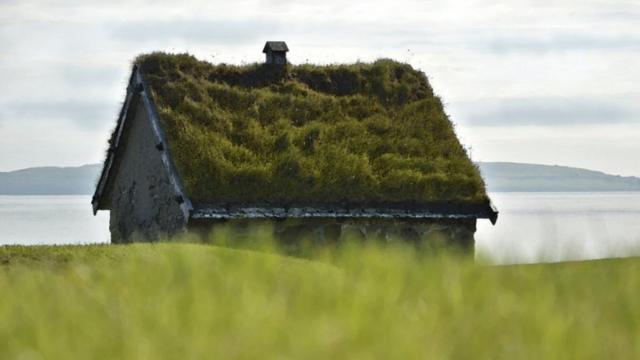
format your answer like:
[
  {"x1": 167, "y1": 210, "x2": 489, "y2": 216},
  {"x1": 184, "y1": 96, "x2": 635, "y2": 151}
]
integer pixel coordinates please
[
  {"x1": 1, "y1": 193, "x2": 639, "y2": 264},
  {"x1": 476, "y1": 192, "x2": 640, "y2": 264},
  {"x1": 0, "y1": 196, "x2": 110, "y2": 246}
]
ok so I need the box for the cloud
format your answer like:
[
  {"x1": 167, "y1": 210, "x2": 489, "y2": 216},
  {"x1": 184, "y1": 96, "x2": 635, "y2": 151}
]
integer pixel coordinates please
[
  {"x1": 379, "y1": 30, "x2": 640, "y2": 54},
  {"x1": 453, "y1": 98, "x2": 638, "y2": 126},
  {"x1": 0, "y1": 101, "x2": 119, "y2": 130},
  {"x1": 112, "y1": 19, "x2": 283, "y2": 45},
  {"x1": 482, "y1": 34, "x2": 640, "y2": 54},
  {"x1": 113, "y1": 18, "x2": 640, "y2": 54},
  {"x1": 56, "y1": 64, "x2": 125, "y2": 85},
  {"x1": 1, "y1": 0, "x2": 640, "y2": 173}
]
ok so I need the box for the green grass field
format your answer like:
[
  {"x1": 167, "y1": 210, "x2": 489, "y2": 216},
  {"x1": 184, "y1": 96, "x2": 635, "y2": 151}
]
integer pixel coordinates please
[{"x1": 1, "y1": 240, "x2": 639, "y2": 359}]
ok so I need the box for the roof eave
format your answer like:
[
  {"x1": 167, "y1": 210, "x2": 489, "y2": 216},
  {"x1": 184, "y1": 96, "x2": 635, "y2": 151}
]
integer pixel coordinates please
[
  {"x1": 488, "y1": 199, "x2": 499, "y2": 225},
  {"x1": 190, "y1": 202, "x2": 499, "y2": 223},
  {"x1": 262, "y1": 41, "x2": 289, "y2": 53}
]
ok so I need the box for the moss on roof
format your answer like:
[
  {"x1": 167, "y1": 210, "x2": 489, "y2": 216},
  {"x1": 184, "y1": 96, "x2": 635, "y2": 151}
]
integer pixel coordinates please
[{"x1": 135, "y1": 53, "x2": 488, "y2": 205}]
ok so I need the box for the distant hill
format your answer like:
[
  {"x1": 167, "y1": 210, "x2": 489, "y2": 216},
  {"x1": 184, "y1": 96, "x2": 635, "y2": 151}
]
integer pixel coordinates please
[
  {"x1": 0, "y1": 164, "x2": 101, "y2": 195},
  {"x1": 1, "y1": 162, "x2": 639, "y2": 195},
  {"x1": 477, "y1": 162, "x2": 640, "y2": 192}
]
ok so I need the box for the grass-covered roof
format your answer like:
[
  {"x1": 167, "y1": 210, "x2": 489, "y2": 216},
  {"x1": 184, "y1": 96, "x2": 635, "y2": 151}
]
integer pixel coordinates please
[{"x1": 135, "y1": 53, "x2": 488, "y2": 206}]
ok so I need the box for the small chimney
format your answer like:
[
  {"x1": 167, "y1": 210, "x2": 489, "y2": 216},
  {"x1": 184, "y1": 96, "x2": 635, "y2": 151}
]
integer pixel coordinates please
[{"x1": 263, "y1": 41, "x2": 289, "y2": 65}]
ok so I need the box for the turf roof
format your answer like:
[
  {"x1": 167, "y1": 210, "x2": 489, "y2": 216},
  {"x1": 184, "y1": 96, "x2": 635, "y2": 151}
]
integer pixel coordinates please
[{"x1": 135, "y1": 53, "x2": 488, "y2": 206}]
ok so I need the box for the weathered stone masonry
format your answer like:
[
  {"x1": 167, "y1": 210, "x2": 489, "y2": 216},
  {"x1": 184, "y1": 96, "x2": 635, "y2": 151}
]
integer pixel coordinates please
[
  {"x1": 107, "y1": 99, "x2": 187, "y2": 242},
  {"x1": 189, "y1": 218, "x2": 477, "y2": 250}
]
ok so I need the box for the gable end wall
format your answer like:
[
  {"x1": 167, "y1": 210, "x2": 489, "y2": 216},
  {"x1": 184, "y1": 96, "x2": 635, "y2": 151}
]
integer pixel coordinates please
[{"x1": 108, "y1": 97, "x2": 188, "y2": 242}]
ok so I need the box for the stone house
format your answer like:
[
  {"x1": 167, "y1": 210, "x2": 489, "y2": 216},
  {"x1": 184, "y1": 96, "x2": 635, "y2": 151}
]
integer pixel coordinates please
[{"x1": 92, "y1": 43, "x2": 498, "y2": 247}]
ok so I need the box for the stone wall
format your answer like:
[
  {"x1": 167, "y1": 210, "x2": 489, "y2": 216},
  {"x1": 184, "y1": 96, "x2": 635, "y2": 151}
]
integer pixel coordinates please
[
  {"x1": 189, "y1": 218, "x2": 477, "y2": 251},
  {"x1": 108, "y1": 100, "x2": 187, "y2": 243}
]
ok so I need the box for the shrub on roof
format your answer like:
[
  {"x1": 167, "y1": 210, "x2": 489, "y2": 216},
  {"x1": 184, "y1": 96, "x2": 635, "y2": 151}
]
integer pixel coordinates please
[{"x1": 135, "y1": 52, "x2": 488, "y2": 205}]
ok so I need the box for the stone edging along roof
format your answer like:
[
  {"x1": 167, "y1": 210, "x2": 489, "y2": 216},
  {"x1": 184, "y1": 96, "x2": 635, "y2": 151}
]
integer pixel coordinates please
[{"x1": 191, "y1": 203, "x2": 498, "y2": 224}]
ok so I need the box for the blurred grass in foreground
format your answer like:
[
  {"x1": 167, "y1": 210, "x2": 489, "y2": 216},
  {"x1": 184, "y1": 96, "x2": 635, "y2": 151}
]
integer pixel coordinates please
[{"x1": 1, "y1": 234, "x2": 640, "y2": 359}]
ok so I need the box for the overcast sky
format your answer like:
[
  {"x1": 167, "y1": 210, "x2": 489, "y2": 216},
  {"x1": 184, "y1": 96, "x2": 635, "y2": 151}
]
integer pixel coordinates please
[{"x1": 1, "y1": 0, "x2": 638, "y2": 176}]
